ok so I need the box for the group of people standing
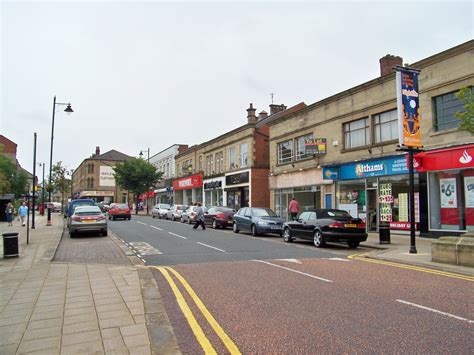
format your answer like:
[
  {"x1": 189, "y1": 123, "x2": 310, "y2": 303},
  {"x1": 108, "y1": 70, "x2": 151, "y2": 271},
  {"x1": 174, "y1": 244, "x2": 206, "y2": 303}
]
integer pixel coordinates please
[{"x1": 5, "y1": 202, "x2": 29, "y2": 227}]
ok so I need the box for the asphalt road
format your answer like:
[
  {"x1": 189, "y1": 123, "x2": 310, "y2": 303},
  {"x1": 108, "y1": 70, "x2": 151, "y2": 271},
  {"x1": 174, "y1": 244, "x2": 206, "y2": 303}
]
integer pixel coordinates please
[{"x1": 109, "y1": 215, "x2": 474, "y2": 353}]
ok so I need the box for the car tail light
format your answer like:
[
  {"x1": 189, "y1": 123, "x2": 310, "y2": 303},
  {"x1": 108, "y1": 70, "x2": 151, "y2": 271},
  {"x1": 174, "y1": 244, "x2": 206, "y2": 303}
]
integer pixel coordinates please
[
  {"x1": 216, "y1": 213, "x2": 225, "y2": 219},
  {"x1": 358, "y1": 222, "x2": 366, "y2": 228},
  {"x1": 329, "y1": 222, "x2": 344, "y2": 228},
  {"x1": 97, "y1": 215, "x2": 105, "y2": 221},
  {"x1": 72, "y1": 216, "x2": 81, "y2": 222}
]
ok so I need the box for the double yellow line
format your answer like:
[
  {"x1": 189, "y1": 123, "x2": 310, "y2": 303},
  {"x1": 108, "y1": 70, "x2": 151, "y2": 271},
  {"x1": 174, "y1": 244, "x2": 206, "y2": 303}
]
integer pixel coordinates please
[
  {"x1": 348, "y1": 253, "x2": 474, "y2": 282},
  {"x1": 155, "y1": 266, "x2": 241, "y2": 355}
]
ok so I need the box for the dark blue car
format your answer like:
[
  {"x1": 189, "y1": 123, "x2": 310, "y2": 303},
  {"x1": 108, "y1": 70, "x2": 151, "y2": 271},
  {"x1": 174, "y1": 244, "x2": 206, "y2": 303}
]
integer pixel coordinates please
[{"x1": 232, "y1": 207, "x2": 284, "y2": 236}]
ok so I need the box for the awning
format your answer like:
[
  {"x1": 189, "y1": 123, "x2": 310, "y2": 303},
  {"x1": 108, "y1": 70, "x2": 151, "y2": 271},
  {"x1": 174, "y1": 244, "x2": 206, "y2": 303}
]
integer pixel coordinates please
[{"x1": 414, "y1": 144, "x2": 474, "y2": 172}]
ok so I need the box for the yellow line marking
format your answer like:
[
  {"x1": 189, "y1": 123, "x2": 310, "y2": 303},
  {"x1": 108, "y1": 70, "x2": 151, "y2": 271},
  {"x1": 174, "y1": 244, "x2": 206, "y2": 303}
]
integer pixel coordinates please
[
  {"x1": 165, "y1": 267, "x2": 242, "y2": 355},
  {"x1": 348, "y1": 253, "x2": 474, "y2": 282},
  {"x1": 156, "y1": 267, "x2": 217, "y2": 354}
]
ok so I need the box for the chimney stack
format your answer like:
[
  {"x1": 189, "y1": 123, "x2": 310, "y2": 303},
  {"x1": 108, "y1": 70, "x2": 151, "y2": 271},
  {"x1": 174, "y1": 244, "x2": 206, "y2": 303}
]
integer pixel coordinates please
[
  {"x1": 379, "y1": 54, "x2": 403, "y2": 76},
  {"x1": 95, "y1": 146, "x2": 100, "y2": 156},
  {"x1": 258, "y1": 110, "x2": 268, "y2": 121},
  {"x1": 269, "y1": 104, "x2": 287, "y2": 115},
  {"x1": 247, "y1": 103, "x2": 257, "y2": 124}
]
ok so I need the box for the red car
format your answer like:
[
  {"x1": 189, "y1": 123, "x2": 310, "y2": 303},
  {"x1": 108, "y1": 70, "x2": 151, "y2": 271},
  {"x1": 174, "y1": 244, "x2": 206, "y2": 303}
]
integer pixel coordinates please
[
  {"x1": 108, "y1": 203, "x2": 131, "y2": 221},
  {"x1": 204, "y1": 206, "x2": 236, "y2": 229}
]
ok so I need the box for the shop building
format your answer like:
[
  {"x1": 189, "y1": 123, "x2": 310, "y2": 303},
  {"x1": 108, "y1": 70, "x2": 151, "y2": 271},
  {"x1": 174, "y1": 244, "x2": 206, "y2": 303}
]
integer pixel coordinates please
[
  {"x1": 173, "y1": 173, "x2": 203, "y2": 206},
  {"x1": 71, "y1": 147, "x2": 132, "y2": 204}
]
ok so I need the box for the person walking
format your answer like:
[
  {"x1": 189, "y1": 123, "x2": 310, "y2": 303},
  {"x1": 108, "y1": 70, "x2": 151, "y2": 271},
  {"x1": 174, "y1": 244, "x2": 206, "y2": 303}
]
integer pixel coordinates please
[
  {"x1": 192, "y1": 202, "x2": 206, "y2": 230},
  {"x1": 5, "y1": 202, "x2": 15, "y2": 226},
  {"x1": 18, "y1": 202, "x2": 28, "y2": 227},
  {"x1": 288, "y1": 197, "x2": 300, "y2": 221}
]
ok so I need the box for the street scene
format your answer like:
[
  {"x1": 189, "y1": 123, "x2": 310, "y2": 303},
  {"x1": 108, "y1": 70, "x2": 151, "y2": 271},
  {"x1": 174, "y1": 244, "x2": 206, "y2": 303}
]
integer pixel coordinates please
[{"x1": 1, "y1": 1, "x2": 474, "y2": 354}]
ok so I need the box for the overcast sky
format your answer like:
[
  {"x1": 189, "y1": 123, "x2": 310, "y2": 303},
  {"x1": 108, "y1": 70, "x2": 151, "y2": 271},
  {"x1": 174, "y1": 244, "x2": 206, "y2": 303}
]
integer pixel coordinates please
[{"x1": 1, "y1": 0, "x2": 472, "y2": 176}]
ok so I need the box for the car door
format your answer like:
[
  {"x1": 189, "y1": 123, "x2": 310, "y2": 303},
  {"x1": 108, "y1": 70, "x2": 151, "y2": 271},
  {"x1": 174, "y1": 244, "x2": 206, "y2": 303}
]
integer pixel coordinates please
[
  {"x1": 291, "y1": 211, "x2": 311, "y2": 239},
  {"x1": 205, "y1": 207, "x2": 216, "y2": 225},
  {"x1": 242, "y1": 208, "x2": 252, "y2": 231},
  {"x1": 306, "y1": 211, "x2": 318, "y2": 237},
  {"x1": 234, "y1": 208, "x2": 244, "y2": 230}
]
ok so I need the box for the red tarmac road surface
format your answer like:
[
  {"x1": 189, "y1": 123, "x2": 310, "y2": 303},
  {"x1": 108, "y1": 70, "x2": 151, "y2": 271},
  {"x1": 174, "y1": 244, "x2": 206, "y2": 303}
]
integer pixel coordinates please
[{"x1": 152, "y1": 257, "x2": 473, "y2": 354}]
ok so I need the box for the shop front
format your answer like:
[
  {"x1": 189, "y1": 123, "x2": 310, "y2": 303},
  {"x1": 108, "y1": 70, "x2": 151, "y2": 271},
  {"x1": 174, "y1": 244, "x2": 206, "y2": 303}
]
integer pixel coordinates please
[
  {"x1": 415, "y1": 144, "x2": 474, "y2": 234},
  {"x1": 203, "y1": 176, "x2": 224, "y2": 207},
  {"x1": 79, "y1": 190, "x2": 115, "y2": 203},
  {"x1": 225, "y1": 171, "x2": 250, "y2": 210},
  {"x1": 154, "y1": 187, "x2": 173, "y2": 205},
  {"x1": 172, "y1": 174, "x2": 203, "y2": 206},
  {"x1": 324, "y1": 155, "x2": 420, "y2": 233}
]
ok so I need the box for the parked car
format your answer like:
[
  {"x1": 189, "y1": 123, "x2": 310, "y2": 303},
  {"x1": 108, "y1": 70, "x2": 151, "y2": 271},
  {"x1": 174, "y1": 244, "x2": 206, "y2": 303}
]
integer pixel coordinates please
[
  {"x1": 233, "y1": 207, "x2": 284, "y2": 236},
  {"x1": 151, "y1": 204, "x2": 171, "y2": 219},
  {"x1": 69, "y1": 205, "x2": 107, "y2": 237},
  {"x1": 166, "y1": 205, "x2": 187, "y2": 221},
  {"x1": 204, "y1": 206, "x2": 236, "y2": 229},
  {"x1": 108, "y1": 203, "x2": 131, "y2": 220},
  {"x1": 96, "y1": 202, "x2": 110, "y2": 213},
  {"x1": 181, "y1": 206, "x2": 208, "y2": 224},
  {"x1": 47, "y1": 202, "x2": 63, "y2": 213},
  {"x1": 282, "y1": 209, "x2": 367, "y2": 249},
  {"x1": 66, "y1": 199, "x2": 96, "y2": 226}
]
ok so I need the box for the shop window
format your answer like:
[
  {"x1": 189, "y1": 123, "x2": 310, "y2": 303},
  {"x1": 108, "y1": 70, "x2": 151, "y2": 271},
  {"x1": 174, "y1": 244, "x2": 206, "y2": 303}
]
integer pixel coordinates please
[
  {"x1": 229, "y1": 147, "x2": 237, "y2": 169},
  {"x1": 374, "y1": 110, "x2": 398, "y2": 143},
  {"x1": 295, "y1": 133, "x2": 314, "y2": 160},
  {"x1": 343, "y1": 117, "x2": 370, "y2": 149},
  {"x1": 277, "y1": 139, "x2": 293, "y2": 164},
  {"x1": 240, "y1": 143, "x2": 248, "y2": 168},
  {"x1": 433, "y1": 89, "x2": 471, "y2": 131}
]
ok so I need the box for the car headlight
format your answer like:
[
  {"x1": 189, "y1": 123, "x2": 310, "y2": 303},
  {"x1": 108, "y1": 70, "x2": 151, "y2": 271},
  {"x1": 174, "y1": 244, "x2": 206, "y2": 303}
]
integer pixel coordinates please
[{"x1": 257, "y1": 221, "x2": 268, "y2": 226}]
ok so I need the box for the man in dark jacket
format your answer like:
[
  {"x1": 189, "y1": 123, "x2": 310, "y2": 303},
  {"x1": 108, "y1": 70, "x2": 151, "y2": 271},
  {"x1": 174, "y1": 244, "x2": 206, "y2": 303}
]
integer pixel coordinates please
[{"x1": 193, "y1": 202, "x2": 206, "y2": 230}]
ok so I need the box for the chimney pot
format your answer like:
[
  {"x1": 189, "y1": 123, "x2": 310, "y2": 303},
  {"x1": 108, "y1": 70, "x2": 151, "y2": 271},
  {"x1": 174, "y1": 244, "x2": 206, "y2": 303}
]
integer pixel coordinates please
[
  {"x1": 247, "y1": 103, "x2": 257, "y2": 124},
  {"x1": 269, "y1": 104, "x2": 287, "y2": 115},
  {"x1": 258, "y1": 110, "x2": 268, "y2": 120},
  {"x1": 95, "y1": 146, "x2": 100, "y2": 156},
  {"x1": 379, "y1": 54, "x2": 403, "y2": 76}
]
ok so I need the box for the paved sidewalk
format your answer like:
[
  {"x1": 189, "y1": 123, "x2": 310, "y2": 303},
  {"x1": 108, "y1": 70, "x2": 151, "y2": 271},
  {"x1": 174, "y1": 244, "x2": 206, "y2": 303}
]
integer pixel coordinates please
[
  {"x1": 0, "y1": 214, "x2": 179, "y2": 354},
  {"x1": 363, "y1": 232, "x2": 474, "y2": 276}
]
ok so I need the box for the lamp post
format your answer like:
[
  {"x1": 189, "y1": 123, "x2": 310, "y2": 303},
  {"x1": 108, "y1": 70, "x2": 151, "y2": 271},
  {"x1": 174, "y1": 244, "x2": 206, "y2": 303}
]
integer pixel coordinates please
[
  {"x1": 47, "y1": 96, "x2": 74, "y2": 226},
  {"x1": 38, "y1": 163, "x2": 45, "y2": 216},
  {"x1": 32, "y1": 133, "x2": 37, "y2": 229},
  {"x1": 139, "y1": 148, "x2": 150, "y2": 215}
]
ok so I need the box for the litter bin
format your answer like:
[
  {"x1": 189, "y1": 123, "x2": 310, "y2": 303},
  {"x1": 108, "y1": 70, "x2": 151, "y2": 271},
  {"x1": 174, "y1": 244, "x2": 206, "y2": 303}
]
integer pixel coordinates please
[
  {"x1": 379, "y1": 222, "x2": 391, "y2": 244},
  {"x1": 3, "y1": 232, "x2": 19, "y2": 258}
]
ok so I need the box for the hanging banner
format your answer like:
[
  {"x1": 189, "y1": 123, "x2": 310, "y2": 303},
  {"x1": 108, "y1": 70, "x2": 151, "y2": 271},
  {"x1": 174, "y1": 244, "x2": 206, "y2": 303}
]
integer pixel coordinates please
[{"x1": 396, "y1": 67, "x2": 421, "y2": 148}]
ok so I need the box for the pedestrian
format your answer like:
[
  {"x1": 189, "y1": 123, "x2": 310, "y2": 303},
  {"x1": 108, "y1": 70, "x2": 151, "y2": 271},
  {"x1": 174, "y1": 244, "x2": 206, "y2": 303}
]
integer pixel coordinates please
[
  {"x1": 5, "y1": 202, "x2": 15, "y2": 226},
  {"x1": 192, "y1": 202, "x2": 206, "y2": 230},
  {"x1": 18, "y1": 201, "x2": 28, "y2": 227},
  {"x1": 288, "y1": 197, "x2": 300, "y2": 221}
]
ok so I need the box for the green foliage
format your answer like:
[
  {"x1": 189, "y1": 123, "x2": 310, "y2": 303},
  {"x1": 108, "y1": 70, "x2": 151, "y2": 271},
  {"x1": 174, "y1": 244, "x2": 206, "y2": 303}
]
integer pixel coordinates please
[
  {"x1": 455, "y1": 87, "x2": 474, "y2": 134},
  {"x1": 113, "y1": 158, "x2": 162, "y2": 196},
  {"x1": 0, "y1": 154, "x2": 28, "y2": 197}
]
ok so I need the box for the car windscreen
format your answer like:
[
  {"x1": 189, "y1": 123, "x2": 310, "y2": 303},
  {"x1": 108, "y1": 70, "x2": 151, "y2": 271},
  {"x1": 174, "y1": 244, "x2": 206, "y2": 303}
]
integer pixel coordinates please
[
  {"x1": 216, "y1": 207, "x2": 234, "y2": 213},
  {"x1": 73, "y1": 202, "x2": 95, "y2": 209},
  {"x1": 252, "y1": 208, "x2": 277, "y2": 217},
  {"x1": 116, "y1": 204, "x2": 128, "y2": 209},
  {"x1": 319, "y1": 210, "x2": 352, "y2": 218},
  {"x1": 75, "y1": 207, "x2": 102, "y2": 215},
  {"x1": 160, "y1": 204, "x2": 171, "y2": 209}
]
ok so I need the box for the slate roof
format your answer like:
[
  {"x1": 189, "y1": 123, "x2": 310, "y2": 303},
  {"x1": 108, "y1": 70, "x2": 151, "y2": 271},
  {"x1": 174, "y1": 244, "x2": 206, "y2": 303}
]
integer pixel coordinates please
[{"x1": 89, "y1": 149, "x2": 132, "y2": 161}]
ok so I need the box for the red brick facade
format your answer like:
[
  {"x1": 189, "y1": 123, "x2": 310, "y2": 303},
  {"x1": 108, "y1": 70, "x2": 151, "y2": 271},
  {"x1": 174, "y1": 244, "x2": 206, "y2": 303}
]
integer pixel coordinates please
[{"x1": 251, "y1": 168, "x2": 270, "y2": 208}]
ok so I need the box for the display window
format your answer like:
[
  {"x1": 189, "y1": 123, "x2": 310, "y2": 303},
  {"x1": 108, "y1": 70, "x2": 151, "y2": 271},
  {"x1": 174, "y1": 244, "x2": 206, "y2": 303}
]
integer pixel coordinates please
[
  {"x1": 273, "y1": 186, "x2": 321, "y2": 221},
  {"x1": 205, "y1": 189, "x2": 223, "y2": 207}
]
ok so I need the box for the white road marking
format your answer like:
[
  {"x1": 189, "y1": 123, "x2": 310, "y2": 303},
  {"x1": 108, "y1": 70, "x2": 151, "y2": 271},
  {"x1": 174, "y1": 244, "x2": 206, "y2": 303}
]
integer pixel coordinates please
[
  {"x1": 396, "y1": 299, "x2": 474, "y2": 324},
  {"x1": 168, "y1": 232, "x2": 187, "y2": 240},
  {"x1": 136, "y1": 221, "x2": 147, "y2": 225},
  {"x1": 150, "y1": 225, "x2": 163, "y2": 231},
  {"x1": 197, "y1": 242, "x2": 226, "y2": 253},
  {"x1": 327, "y1": 258, "x2": 351, "y2": 262},
  {"x1": 276, "y1": 259, "x2": 302, "y2": 264},
  {"x1": 253, "y1": 260, "x2": 333, "y2": 283}
]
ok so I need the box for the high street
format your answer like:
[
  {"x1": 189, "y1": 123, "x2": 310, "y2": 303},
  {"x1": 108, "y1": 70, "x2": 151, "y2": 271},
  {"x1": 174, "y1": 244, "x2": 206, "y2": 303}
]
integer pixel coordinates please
[{"x1": 109, "y1": 216, "x2": 474, "y2": 354}]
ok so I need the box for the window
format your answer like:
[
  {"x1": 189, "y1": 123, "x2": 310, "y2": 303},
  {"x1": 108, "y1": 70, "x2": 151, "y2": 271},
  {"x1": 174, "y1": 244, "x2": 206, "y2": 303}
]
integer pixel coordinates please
[
  {"x1": 433, "y1": 89, "x2": 470, "y2": 131},
  {"x1": 182, "y1": 159, "x2": 193, "y2": 174},
  {"x1": 374, "y1": 110, "x2": 398, "y2": 143},
  {"x1": 229, "y1": 147, "x2": 236, "y2": 169},
  {"x1": 240, "y1": 143, "x2": 248, "y2": 167},
  {"x1": 295, "y1": 133, "x2": 314, "y2": 160},
  {"x1": 198, "y1": 156, "x2": 203, "y2": 172},
  {"x1": 215, "y1": 152, "x2": 223, "y2": 174},
  {"x1": 344, "y1": 118, "x2": 370, "y2": 149},
  {"x1": 206, "y1": 155, "x2": 213, "y2": 175},
  {"x1": 277, "y1": 139, "x2": 293, "y2": 164}
]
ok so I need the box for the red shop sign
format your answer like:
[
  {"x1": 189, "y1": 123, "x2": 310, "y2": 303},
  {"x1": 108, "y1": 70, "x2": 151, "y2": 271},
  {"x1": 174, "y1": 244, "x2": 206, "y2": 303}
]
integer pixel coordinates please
[
  {"x1": 173, "y1": 174, "x2": 203, "y2": 190},
  {"x1": 412, "y1": 144, "x2": 474, "y2": 172},
  {"x1": 147, "y1": 191, "x2": 155, "y2": 197}
]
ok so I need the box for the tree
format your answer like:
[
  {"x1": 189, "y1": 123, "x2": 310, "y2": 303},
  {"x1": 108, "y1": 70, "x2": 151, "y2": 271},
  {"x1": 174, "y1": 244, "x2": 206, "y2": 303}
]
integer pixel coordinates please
[
  {"x1": 49, "y1": 161, "x2": 72, "y2": 209},
  {"x1": 455, "y1": 87, "x2": 474, "y2": 134},
  {"x1": 0, "y1": 154, "x2": 28, "y2": 198},
  {"x1": 113, "y1": 158, "x2": 162, "y2": 214}
]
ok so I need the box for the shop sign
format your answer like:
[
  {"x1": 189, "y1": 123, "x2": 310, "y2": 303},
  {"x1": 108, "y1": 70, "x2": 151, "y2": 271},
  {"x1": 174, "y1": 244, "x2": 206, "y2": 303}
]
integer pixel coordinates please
[
  {"x1": 304, "y1": 138, "x2": 327, "y2": 155},
  {"x1": 147, "y1": 191, "x2": 154, "y2": 197},
  {"x1": 440, "y1": 178, "x2": 457, "y2": 208},
  {"x1": 99, "y1": 166, "x2": 116, "y2": 187},
  {"x1": 226, "y1": 172, "x2": 249, "y2": 186},
  {"x1": 323, "y1": 167, "x2": 338, "y2": 180},
  {"x1": 204, "y1": 181, "x2": 222, "y2": 190},
  {"x1": 396, "y1": 67, "x2": 422, "y2": 148},
  {"x1": 390, "y1": 222, "x2": 419, "y2": 230},
  {"x1": 328, "y1": 156, "x2": 409, "y2": 180},
  {"x1": 379, "y1": 183, "x2": 393, "y2": 222},
  {"x1": 173, "y1": 174, "x2": 203, "y2": 190},
  {"x1": 413, "y1": 145, "x2": 474, "y2": 172}
]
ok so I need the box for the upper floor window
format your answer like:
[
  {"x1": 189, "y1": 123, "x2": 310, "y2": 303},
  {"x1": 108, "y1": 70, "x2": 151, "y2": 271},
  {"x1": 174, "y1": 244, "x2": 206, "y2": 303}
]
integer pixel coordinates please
[
  {"x1": 433, "y1": 89, "x2": 471, "y2": 131},
  {"x1": 206, "y1": 155, "x2": 213, "y2": 175},
  {"x1": 374, "y1": 109, "x2": 398, "y2": 143},
  {"x1": 344, "y1": 117, "x2": 369, "y2": 149},
  {"x1": 182, "y1": 159, "x2": 193, "y2": 174},
  {"x1": 240, "y1": 143, "x2": 248, "y2": 168},
  {"x1": 295, "y1": 133, "x2": 314, "y2": 160},
  {"x1": 277, "y1": 139, "x2": 293, "y2": 164},
  {"x1": 229, "y1": 147, "x2": 237, "y2": 169},
  {"x1": 215, "y1": 152, "x2": 224, "y2": 174},
  {"x1": 198, "y1": 156, "x2": 203, "y2": 172}
]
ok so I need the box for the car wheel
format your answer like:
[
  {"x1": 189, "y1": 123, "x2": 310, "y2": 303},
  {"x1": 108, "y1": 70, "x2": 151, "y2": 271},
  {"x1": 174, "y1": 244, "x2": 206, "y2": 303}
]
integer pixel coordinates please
[
  {"x1": 70, "y1": 231, "x2": 75, "y2": 238},
  {"x1": 102, "y1": 230, "x2": 108, "y2": 237},
  {"x1": 251, "y1": 224, "x2": 258, "y2": 237},
  {"x1": 152, "y1": 214, "x2": 155, "y2": 219},
  {"x1": 313, "y1": 230, "x2": 326, "y2": 248},
  {"x1": 128, "y1": 216, "x2": 131, "y2": 220},
  {"x1": 233, "y1": 222, "x2": 239, "y2": 233},
  {"x1": 348, "y1": 241, "x2": 360, "y2": 249},
  {"x1": 108, "y1": 216, "x2": 112, "y2": 220},
  {"x1": 212, "y1": 219, "x2": 218, "y2": 229},
  {"x1": 282, "y1": 227, "x2": 293, "y2": 242},
  {"x1": 188, "y1": 218, "x2": 192, "y2": 225}
]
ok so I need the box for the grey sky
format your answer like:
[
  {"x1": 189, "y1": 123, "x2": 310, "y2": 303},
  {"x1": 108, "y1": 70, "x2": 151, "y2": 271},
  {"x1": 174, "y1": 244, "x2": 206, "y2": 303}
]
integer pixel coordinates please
[{"x1": 1, "y1": 1, "x2": 472, "y2": 176}]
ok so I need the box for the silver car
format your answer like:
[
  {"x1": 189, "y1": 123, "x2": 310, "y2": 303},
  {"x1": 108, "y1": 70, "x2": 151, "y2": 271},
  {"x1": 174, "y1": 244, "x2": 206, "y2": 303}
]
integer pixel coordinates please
[
  {"x1": 69, "y1": 206, "x2": 107, "y2": 237},
  {"x1": 151, "y1": 204, "x2": 171, "y2": 219},
  {"x1": 166, "y1": 205, "x2": 187, "y2": 221}
]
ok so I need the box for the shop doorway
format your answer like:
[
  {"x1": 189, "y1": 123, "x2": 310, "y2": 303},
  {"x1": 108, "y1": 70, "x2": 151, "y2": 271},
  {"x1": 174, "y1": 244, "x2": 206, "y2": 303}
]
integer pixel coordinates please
[{"x1": 367, "y1": 188, "x2": 378, "y2": 231}]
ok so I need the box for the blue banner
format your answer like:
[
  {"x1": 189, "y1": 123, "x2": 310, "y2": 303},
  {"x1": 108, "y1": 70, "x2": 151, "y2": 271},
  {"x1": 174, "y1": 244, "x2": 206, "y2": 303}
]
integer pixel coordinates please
[{"x1": 323, "y1": 156, "x2": 409, "y2": 180}]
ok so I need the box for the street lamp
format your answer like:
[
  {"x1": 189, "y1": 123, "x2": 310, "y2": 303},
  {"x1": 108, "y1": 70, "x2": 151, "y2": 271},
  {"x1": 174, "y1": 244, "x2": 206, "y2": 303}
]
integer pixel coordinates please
[
  {"x1": 47, "y1": 96, "x2": 74, "y2": 226},
  {"x1": 38, "y1": 162, "x2": 46, "y2": 216},
  {"x1": 139, "y1": 148, "x2": 150, "y2": 215}
]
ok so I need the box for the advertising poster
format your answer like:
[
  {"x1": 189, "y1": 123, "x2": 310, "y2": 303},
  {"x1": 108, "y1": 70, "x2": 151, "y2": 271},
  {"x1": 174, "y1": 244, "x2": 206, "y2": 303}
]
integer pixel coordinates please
[
  {"x1": 398, "y1": 193, "x2": 408, "y2": 222},
  {"x1": 465, "y1": 176, "x2": 474, "y2": 208},
  {"x1": 99, "y1": 166, "x2": 116, "y2": 187},
  {"x1": 396, "y1": 68, "x2": 421, "y2": 148},
  {"x1": 440, "y1": 178, "x2": 457, "y2": 208},
  {"x1": 379, "y1": 183, "x2": 393, "y2": 222}
]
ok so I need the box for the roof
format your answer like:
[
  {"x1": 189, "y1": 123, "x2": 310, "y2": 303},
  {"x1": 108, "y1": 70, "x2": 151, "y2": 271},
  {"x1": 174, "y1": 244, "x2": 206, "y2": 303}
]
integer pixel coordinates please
[
  {"x1": 89, "y1": 149, "x2": 132, "y2": 161},
  {"x1": 257, "y1": 102, "x2": 307, "y2": 127}
]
